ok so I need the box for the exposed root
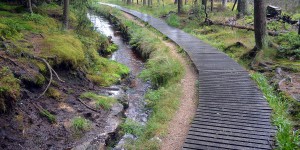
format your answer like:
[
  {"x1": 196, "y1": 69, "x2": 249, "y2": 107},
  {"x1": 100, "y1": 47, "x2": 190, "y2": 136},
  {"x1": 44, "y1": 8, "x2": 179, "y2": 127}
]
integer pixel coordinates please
[
  {"x1": 77, "y1": 98, "x2": 101, "y2": 113},
  {"x1": 51, "y1": 68, "x2": 65, "y2": 83},
  {"x1": 36, "y1": 58, "x2": 53, "y2": 99}
]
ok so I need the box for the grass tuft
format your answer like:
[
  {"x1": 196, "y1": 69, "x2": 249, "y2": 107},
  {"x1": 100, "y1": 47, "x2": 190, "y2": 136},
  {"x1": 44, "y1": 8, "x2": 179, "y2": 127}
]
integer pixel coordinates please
[
  {"x1": 80, "y1": 92, "x2": 117, "y2": 110},
  {"x1": 71, "y1": 116, "x2": 90, "y2": 131},
  {"x1": 40, "y1": 109, "x2": 56, "y2": 124}
]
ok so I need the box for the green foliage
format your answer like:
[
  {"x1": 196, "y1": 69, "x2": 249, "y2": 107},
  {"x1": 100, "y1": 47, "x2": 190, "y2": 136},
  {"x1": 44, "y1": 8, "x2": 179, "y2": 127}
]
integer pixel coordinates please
[
  {"x1": 190, "y1": 4, "x2": 205, "y2": 22},
  {"x1": 40, "y1": 109, "x2": 56, "y2": 123},
  {"x1": 166, "y1": 14, "x2": 180, "y2": 28},
  {"x1": 251, "y1": 73, "x2": 300, "y2": 149},
  {"x1": 22, "y1": 13, "x2": 47, "y2": 25},
  {"x1": 121, "y1": 119, "x2": 144, "y2": 136},
  {"x1": 80, "y1": 92, "x2": 117, "y2": 110},
  {"x1": 140, "y1": 55, "x2": 182, "y2": 87},
  {"x1": 71, "y1": 116, "x2": 90, "y2": 131},
  {"x1": 0, "y1": 67, "x2": 20, "y2": 112},
  {"x1": 104, "y1": 43, "x2": 118, "y2": 54},
  {"x1": 276, "y1": 32, "x2": 300, "y2": 60}
]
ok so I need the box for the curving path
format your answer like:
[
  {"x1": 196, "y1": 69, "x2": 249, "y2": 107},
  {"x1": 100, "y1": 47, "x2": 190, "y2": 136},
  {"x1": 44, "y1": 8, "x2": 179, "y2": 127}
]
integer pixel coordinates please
[{"x1": 100, "y1": 3, "x2": 276, "y2": 149}]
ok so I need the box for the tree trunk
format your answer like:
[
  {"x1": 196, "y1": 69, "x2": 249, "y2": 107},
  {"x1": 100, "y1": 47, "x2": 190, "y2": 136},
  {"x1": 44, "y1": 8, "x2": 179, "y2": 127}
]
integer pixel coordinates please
[
  {"x1": 202, "y1": 0, "x2": 208, "y2": 21},
  {"x1": 185, "y1": 0, "x2": 187, "y2": 5},
  {"x1": 210, "y1": 0, "x2": 213, "y2": 11},
  {"x1": 237, "y1": 0, "x2": 248, "y2": 18},
  {"x1": 178, "y1": 0, "x2": 182, "y2": 13},
  {"x1": 174, "y1": 0, "x2": 178, "y2": 4},
  {"x1": 254, "y1": 0, "x2": 267, "y2": 49},
  {"x1": 28, "y1": 0, "x2": 33, "y2": 14},
  {"x1": 143, "y1": 0, "x2": 146, "y2": 5},
  {"x1": 63, "y1": 0, "x2": 69, "y2": 30},
  {"x1": 298, "y1": 19, "x2": 300, "y2": 35},
  {"x1": 148, "y1": 0, "x2": 151, "y2": 6},
  {"x1": 222, "y1": 0, "x2": 227, "y2": 9},
  {"x1": 137, "y1": 0, "x2": 139, "y2": 4},
  {"x1": 127, "y1": 0, "x2": 131, "y2": 4}
]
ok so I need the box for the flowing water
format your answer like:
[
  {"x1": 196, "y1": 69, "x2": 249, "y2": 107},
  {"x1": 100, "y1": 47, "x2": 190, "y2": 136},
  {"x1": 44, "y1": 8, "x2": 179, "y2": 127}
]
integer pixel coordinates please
[{"x1": 87, "y1": 11, "x2": 149, "y2": 148}]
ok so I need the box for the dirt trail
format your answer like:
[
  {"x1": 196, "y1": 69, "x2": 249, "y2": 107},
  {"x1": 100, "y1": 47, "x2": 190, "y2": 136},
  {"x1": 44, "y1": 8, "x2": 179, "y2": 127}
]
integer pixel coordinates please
[
  {"x1": 122, "y1": 12, "x2": 198, "y2": 150},
  {"x1": 160, "y1": 41, "x2": 198, "y2": 150}
]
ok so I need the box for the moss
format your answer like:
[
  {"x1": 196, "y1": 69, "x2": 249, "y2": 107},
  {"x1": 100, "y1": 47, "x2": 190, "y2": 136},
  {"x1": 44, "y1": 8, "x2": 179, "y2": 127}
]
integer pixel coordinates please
[
  {"x1": 87, "y1": 51, "x2": 129, "y2": 86},
  {"x1": 0, "y1": 67, "x2": 20, "y2": 112},
  {"x1": 35, "y1": 61, "x2": 47, "y2": 74},
  {"x1": 40, "y1": 33, "x2": 85, "y2": 68},
  {"x1": 80, "y1": 92, "x2": 117, "y2": 110},
  {"x1": 47, "y1": 87, "x2": 62, "y2": 100},
  {"x1": 35, "y1": 74, "x2": 46, "y2": 87}
]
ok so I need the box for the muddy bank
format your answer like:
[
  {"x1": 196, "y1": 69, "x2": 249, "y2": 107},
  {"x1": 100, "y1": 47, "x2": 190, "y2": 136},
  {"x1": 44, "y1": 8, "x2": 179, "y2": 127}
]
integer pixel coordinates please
[{"x1": 0, "y1": 11, "x2": 149, "y2": 150}]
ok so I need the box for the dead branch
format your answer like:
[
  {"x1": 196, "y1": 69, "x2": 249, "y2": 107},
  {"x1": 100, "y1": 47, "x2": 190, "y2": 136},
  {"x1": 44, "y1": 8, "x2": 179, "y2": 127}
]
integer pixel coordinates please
[
  {"x1": 77, "y1": 98, "x2": 101, "y2": 113},
  {"x1": 207, "y1": 19, "x2": 281, "y2": 36},
  {"x1": 36, "y1": 58, "x2": 53, "y2": 99}
]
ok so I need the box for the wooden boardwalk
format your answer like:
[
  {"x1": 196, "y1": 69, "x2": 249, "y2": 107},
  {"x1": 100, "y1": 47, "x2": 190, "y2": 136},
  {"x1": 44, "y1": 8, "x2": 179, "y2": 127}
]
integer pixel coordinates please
[{"x1": 101, "y1": 3, "x2": 276, "y2": 149}]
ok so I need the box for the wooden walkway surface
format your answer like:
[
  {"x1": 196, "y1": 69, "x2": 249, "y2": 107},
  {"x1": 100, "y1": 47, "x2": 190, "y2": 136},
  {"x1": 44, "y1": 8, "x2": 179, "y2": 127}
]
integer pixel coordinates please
[{"x1": 101, "y1": 3, "x2": 276, "y2": 149}]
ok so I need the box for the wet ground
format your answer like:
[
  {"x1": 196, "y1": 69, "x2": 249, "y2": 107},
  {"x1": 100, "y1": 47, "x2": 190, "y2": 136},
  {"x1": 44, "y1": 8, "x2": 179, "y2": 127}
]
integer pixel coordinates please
[{"x1": 88, "y1": 12, "x2": 150, "y2": 148}]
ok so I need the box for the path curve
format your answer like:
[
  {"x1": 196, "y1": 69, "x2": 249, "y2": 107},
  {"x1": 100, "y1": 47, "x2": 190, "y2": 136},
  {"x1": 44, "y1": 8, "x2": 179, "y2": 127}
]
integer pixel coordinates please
[{"x1": 101, "y1": 3, "x2": 276, "y2": 149}]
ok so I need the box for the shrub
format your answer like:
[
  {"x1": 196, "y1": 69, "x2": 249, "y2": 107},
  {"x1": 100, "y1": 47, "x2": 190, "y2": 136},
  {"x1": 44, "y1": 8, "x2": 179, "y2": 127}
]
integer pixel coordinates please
[
  {"x1": 166, "y1": 14, "x2": 180, "y2": 28},
  {"x1": 276, "y1": 32, "x2": 300, "y2": 60}
]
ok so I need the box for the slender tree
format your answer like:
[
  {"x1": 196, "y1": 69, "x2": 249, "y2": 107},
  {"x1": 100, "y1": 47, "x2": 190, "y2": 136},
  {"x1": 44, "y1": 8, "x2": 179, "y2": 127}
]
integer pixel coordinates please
[
  {"x1": 143, "y1": 0, "x2": 146, "y2": 5},
  {"x1": 28, "y1": 0, "x2": 33, "y2": 14},
  {"x1": 63, "y1": 0, "x2": 69, "y2": 30},
  {"x1": 202, "y1": 0, "x2": 208, "y2": 21},
  {"x1": 222, "y1": 0, "x2": 227, "y2": 9},
  {"x1": 210, "y1": 0, "x2": 213, "y2": 11},
  {"x1": 237, "y1": 0, "x2": 248, "y2": 18},
  {"x1": 178, "y1": 0, "x2": 182, "y2": 13},
  {"x1": 254, "y1": 0, "x2": 267, "y2": 49},
  {"x1": 127, "y1": 0, "x2": 131, "y2": 4}
]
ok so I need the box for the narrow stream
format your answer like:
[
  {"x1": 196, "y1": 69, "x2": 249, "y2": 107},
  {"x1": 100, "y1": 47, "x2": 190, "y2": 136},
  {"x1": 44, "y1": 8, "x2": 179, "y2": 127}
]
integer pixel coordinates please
[{"x1": 87, "y1": 11, "x2": 149, "y2": 148}]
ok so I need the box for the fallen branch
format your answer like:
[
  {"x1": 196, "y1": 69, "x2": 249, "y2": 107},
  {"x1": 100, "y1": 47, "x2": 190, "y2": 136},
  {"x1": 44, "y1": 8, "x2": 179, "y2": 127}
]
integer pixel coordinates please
[
  {"x1": 77, "y1": 98, "x2": 101, "y2": 113},
  {"x1": 36, "y1": 58, "x2": 53, "y2": 99},
  {"x1": 207, "y1": 19, "x2": 282, "y2": 36}
]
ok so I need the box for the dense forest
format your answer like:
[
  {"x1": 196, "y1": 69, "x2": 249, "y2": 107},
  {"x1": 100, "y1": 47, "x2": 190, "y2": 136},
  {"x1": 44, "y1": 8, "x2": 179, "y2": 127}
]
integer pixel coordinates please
[{"x1": 0, "y1": 0, "x2": 300, "y2": 149}]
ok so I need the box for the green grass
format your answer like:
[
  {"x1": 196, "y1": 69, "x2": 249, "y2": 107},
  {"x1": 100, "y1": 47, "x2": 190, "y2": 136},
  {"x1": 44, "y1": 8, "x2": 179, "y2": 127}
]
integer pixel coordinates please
[
  {"x1": 166, "y1": 14, "x2": 180, "y2": 27},
  {"x1": 80, "y1": 92, "x2": 117, "y2": 110},
  {"x1": 120, "y1": 118, "x2": 144, "y2": 136},
  {"x1": 71, "y1": 116, "x2": 90, "y2": 131},
  {"x1": 40, "y1": 109, "x2": 56, "y2": 124},
  {"x1": 251, "y1": 73, "x2": 300, "y2": 149}
]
